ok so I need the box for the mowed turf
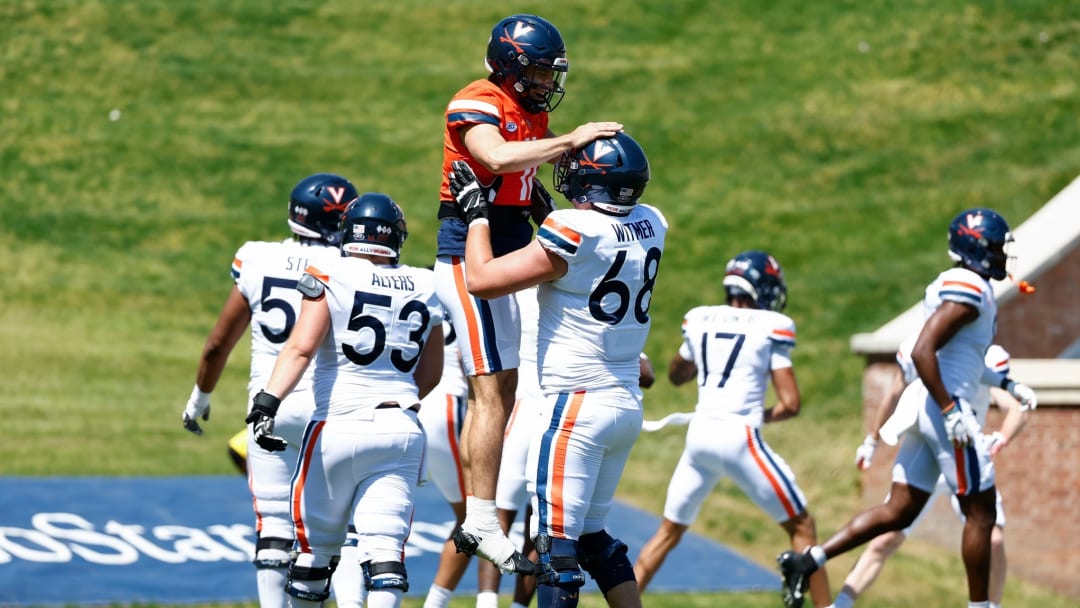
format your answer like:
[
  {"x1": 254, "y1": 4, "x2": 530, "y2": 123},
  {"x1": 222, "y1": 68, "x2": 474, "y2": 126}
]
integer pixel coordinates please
[{"x1": 1, "y1": 1, "x2": 1077, "y2": 606}]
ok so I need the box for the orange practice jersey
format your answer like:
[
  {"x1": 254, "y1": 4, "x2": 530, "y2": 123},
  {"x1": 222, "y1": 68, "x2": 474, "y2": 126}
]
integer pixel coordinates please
[{"x1": 441, "y1": 79, "x2": 550, "y2": 207}]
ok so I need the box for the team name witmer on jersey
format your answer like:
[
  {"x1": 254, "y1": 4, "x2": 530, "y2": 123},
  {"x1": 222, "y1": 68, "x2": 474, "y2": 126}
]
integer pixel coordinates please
[
  {"x1": 371, "y1": 273, "x2": 416, "y2": 292},
  {"x1": 611, "y1": 218, "x2": 656, "y2": 243}
]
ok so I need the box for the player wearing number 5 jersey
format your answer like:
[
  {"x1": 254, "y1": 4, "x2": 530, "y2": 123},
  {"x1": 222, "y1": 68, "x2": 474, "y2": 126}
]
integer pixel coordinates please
[
  {"x1": 249, "y1": 193, "x2": 444, "y2": 608},
  {"x1": 451, "y1": 131, "x2": 664, "y2": 608},
  {"x1": 633, "y1": 250, "x2": 832, "y2": 607},
  {"x1": 180, "y1": 173, "x2": 358, "y2": 608}
]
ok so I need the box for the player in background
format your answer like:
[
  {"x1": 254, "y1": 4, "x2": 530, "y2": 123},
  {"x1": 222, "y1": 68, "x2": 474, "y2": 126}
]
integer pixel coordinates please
[
  {"x1": 180, "y1": 173, "x2": 363, "y2": 608},
  {"x1": 831, "y1": 339, "x2": 1036, "y2": 608},
  {"x1": 779, "y1": 208, "x2": 1017, "y2": 608},
  {"x1": 433, "y1": 13, "x2": 624, "y2": 574},
  {"x1": 451, "y1": 130, "x2": 665, "y2": 608},
  {"x1": 246, "y1": 193, "x2": 443, "y2": 608},
  {"x1": 632, "y1": 250, "x2": 832, "y2": 607}
]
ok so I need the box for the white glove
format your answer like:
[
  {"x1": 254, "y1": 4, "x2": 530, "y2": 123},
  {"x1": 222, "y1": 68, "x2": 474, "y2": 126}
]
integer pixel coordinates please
[
  {"x1": 985, "y1": 431, "x2": 1008, "y2": 456},
  {"x1": 1004, "y1": 380, "x2": 1038, "y2": 411},
  {"x1": 942, "y1": 398, "x2": 973, "y2": 448},
  {"x1": 855, "y1": 434, "x2": 877, "y2": 471},
  {"x1": 182, "y1": 385, "x2": 211, "y2": 435}
]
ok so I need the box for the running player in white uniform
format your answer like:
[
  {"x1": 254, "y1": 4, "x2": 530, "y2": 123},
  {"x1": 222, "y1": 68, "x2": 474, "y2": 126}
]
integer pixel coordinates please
[
  {"x1": 632, "y1": 250, "x2": 832, "y2": 607},
  {"x1": 831, "y1": 339, "x2": 1036, "y2": 608},
  {"x1": 450, "y1": 130, "x2": 665, "y2": 608},
  {"x1": 180, "y1": 173, "x2": 360, "y2": 608},
  {"x1": 246, "y1": 193, "x2": 444, "y2": 608},
  {"x1": 780, "y1": 208, "x2": 1018, "y2": 608}
]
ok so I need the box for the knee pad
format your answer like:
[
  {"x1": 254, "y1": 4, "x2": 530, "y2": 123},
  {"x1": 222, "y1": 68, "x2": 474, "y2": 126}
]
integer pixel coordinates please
[
  {"x1": 253, "y1": 536, "x2": 294, "y2": 569},
  {"x1": 361, "y1": 560, "x2": 409, "y2": 592},
  {"x1": 535, "y1": 534, "x2": 586, "y2": 589},
  {"x1": 577, "y1": 530, "x2": 634, "y2": 594},
  {"x1": 285, "y1": 557, "x2": 339, "y2": 603}
]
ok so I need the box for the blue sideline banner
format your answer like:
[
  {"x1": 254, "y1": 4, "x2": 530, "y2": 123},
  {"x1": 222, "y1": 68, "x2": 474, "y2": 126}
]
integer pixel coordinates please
[{"x1": 0, "y1": 476, "x2": 777, "y2": 605}]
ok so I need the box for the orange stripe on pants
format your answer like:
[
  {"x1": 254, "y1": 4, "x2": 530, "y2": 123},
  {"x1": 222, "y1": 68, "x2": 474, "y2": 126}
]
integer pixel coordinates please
[{"x1": 745, "y1": 425, "x2": 797, "y2": 519}]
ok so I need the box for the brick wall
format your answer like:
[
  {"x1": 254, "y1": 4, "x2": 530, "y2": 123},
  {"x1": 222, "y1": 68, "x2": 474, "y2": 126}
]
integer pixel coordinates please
[{"x1": 996, "y1": 245, "x2": 1080, "y2": 358}]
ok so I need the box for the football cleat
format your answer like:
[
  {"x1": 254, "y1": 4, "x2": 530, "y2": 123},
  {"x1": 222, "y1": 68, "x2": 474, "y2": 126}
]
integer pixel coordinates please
[
  {"x1": 777, "y1": 549, "x2": 817, "y2": 608},
  {"x1": 452, "y1": 526, "x2": 536, "y2": 575}
]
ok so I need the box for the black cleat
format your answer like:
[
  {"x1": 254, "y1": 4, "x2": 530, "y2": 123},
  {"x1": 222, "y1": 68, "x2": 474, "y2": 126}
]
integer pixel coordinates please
[
  {"x1": 777, "y1": 549, "x2": 817, "y2": 608},
  {"x1": 452, "y1": 526, "x2": 536, "y2": 575}
]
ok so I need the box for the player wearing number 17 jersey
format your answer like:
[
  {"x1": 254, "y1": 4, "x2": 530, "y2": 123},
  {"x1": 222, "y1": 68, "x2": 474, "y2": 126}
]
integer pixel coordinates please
[
  {"x1": 452, "y1": 130, "x2": 664, "y2": 608},
  {"x1": 633, "y1": 250, "x2": 832, "y2": 608}
]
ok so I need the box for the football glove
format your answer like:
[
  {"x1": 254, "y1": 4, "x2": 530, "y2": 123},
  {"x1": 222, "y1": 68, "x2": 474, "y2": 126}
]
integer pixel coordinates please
[
  {"x1": 1004, "y1": 380, "x2": 1038, "y2": 411},
  {"x1": 855, "y1": 434, "x2": 878, "y2": 471},
  {"x1": 245, "y1": 390, "x2": 287, "y2": 452},
  {"x1": 985, "y1": 431, "x2": 1008, "y2": 456},
  {"x1": 942, "y1": 398, "x2": 974, "y2": 448},
  {"x1": 182, "y1": 385, "x2": 211, "y2": 435},
  {"x1": 449, "y1": 160, "x2": 501, "y2": 226}
]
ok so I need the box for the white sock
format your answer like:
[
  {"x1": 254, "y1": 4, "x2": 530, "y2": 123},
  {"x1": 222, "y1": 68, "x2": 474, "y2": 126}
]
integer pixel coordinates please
[
  {"x1": 968, "y1": 602, "x2": 989, "y2": 608},
  {"x1": 476, "y1": 590, "x2": 499, "y2": 608},
  {"x1": 332, "y1": 544, "x2": 366, "y2": 608},
  {"x1": 832, "y1": 589, "x2": 856, "y2": 608},
  {"x1": 989, "y1": 603, "x2": 1001, "y2": 608},
  {"x1": 423, "y1": 584, "x2": 453, "y2": 608},
  {"x1": 511, "y1": 603, "x2": 529, "y2": 608},
  {"x1": 465, "y1": 497, "x2": 499, "y2": 530},
  {"x1": 366, "y1": 588, "x2": 403, "y2": 608},
  {"x1": 256, "y1": 567, "x2": 289, "y2": 608},
  {"x1": 808, "y1": 545, "x2": 827, "y2": 568}
]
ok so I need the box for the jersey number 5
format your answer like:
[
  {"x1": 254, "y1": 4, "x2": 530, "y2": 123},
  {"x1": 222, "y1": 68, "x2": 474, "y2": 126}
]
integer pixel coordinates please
[{"x1": 589, "y1": 247, "x2": 662, "y2": 325}]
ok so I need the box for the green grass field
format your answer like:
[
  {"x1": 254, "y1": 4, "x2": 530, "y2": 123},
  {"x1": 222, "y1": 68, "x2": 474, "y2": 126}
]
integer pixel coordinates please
[{"x1": 2, "y1": 1, "x2": 1078, "y2": 606}]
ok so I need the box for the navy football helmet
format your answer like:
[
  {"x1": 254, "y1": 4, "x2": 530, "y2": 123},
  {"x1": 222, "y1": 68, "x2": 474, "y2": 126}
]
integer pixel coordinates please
[
  {"x1": 486, "y1": 14, "x2": 568, "y2": 114},
  {"x1": 723, "y1": 250, "x2": 788, "y2": 312},
  {"x1": 947, "y1": 207, "x2": 1013, "y2": 280},
  {"x1": 553, "y1": 132, "x2": 650, "y2": 216},
  {"x1": 340, "y1": 193, "x2": 408, "y2": 259},
  {"x1": 288, "y1": 173, "x2": 358, "y2": 246}
]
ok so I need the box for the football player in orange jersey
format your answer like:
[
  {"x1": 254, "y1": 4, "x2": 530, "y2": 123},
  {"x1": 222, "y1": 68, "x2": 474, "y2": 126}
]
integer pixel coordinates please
[{"x1": 433, "y1": 14, "x2": 624, "y2": 576}]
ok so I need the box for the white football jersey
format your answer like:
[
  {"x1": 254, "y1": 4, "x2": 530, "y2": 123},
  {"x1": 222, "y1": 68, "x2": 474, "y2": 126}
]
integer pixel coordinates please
[
  {"x1": 302, "y1": 258, "x2": 443, "y2": 421},
  {"x1": 534, "y1": 204, "x2": 668, "y2": 393},
  {"x1": 678, "y1": 305, "x2": 796, "y2": 426},
  {"x1": 920, "y1": 267, "x2": 998, "y2": 403},
  {"x1": 515, "y1": 286, "x2": 542, "y2": 402},
  {"x1": 895, "y1": 335, "x2": 1010, "y2": 425},
  {"x1": 231, "y1": 238, "x2": 342, "y2": 394}
]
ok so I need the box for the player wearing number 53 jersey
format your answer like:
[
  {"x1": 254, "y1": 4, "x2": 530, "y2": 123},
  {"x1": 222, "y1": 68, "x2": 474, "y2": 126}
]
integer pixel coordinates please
[
  {"x1": 180, "y1": 173, "x2": 358, "y2": 608},
  {"x1": 451, "y1": 131, "x2": 664, "y2": 608},
  {"x1": 633, "y1": 250, "x2": 832, "y2": 607},
  {"x1": 248, "y1": 193, "x2": 444, "y2": 608}
]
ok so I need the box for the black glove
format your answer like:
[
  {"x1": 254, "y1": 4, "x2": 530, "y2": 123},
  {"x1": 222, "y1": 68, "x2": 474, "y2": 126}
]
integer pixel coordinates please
[
  {"x1": 529, "y1": 178, "x2": 557, "y2": 224},
  {"x1": 449, "y1": 160, "x2": 501, "y2": 225},
  {"x1": 245, "y1": 390, "x2": 287, "y2": 452}
]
